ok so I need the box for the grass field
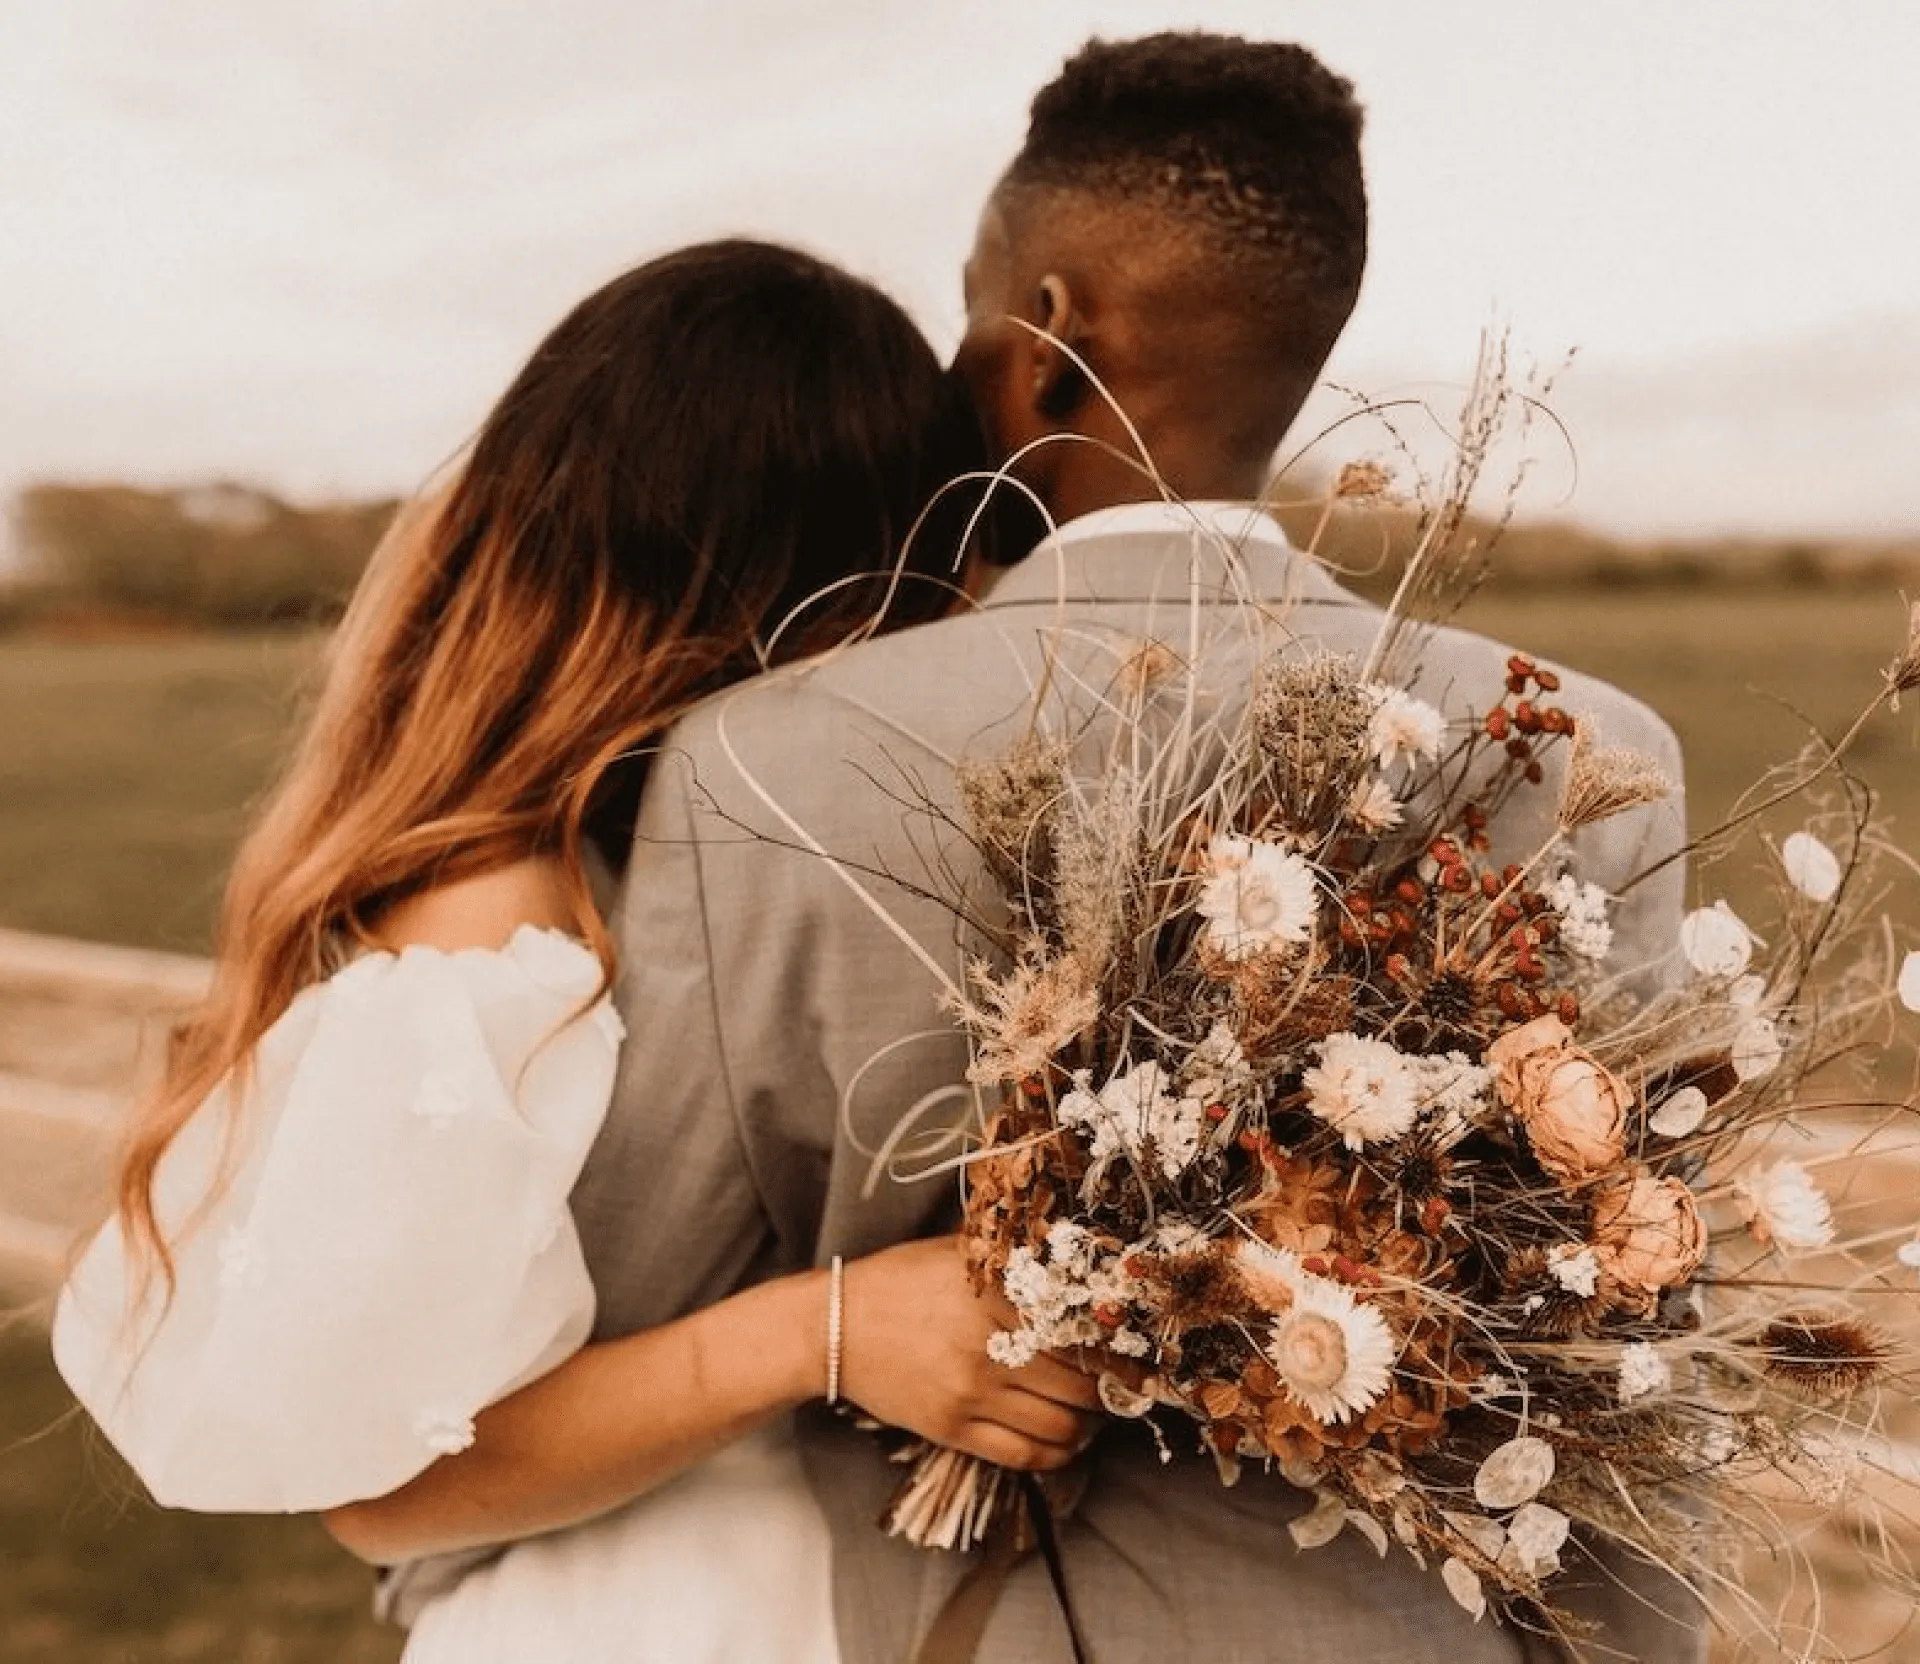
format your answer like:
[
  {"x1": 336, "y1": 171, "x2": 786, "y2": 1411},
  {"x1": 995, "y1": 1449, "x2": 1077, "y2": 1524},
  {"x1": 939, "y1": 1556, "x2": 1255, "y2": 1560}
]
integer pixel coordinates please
[
  {"x1": 1, "y1": 584, "x2": 1916, "y2": 1661},
  {"x1": 0, "y1": 1323, "x2": 399, "y2": 1662},
  {"x1": 2, "y1": 587, "x2": 1915, "y2": 954},
  {"x1": 0, "y1": 631, "x2": 322, "y2": 954}
]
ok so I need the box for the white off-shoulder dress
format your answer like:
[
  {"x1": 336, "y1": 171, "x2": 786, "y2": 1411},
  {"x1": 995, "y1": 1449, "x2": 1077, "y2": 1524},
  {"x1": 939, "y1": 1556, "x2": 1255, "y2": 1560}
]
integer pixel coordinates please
[{"x1": 52, "y1": 926, "x2": 839, "y2": 1664}]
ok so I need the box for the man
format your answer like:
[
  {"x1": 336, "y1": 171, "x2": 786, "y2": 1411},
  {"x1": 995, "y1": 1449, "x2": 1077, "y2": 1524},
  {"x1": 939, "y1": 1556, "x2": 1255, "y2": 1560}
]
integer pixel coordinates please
[{"x1": 583, "y1": 33, "x2": 1697, "y2": 1663}]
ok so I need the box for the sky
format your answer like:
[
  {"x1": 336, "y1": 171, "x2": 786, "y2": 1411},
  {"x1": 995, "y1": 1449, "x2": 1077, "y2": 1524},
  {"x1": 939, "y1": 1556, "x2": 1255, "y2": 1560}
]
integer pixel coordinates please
[{"x1": 3, "y1": 0, "x2": 1918, "y2": 543}]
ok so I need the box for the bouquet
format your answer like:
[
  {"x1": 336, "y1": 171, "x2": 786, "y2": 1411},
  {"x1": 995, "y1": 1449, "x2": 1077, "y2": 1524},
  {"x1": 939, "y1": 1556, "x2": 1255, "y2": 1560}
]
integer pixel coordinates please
[{"x1": 874, "y1": 398, "x2": 1920, "y2": 1653}]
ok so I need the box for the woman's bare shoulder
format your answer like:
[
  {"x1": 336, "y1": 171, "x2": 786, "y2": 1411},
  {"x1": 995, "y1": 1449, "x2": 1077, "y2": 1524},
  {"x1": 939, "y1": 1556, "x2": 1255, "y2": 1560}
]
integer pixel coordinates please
[{"x1": 372, "y1": 858, "x2": 576, "y2": 953}]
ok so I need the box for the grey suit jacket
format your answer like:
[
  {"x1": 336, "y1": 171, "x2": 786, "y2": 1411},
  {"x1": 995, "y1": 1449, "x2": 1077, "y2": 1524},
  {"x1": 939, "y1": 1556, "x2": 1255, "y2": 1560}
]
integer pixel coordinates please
[{"x1": 444, "y1": 519, "x2": 1700, "y2": 1659}]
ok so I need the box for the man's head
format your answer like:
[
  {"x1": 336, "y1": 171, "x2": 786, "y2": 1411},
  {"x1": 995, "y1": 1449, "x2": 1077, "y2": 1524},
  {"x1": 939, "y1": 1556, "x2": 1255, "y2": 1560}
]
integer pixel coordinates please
[{"x1": 956, "y1": 33, "x2": 1367, "y2": 521}]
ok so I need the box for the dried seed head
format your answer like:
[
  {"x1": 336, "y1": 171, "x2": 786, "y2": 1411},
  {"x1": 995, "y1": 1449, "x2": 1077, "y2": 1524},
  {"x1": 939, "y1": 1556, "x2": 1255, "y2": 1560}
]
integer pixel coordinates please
[
  {"x1": 955, "y1": 951, "x2": 1100, "y2": 1087},
  {"x1": 958, "y1": 733, "x2": 1066, "y2": 879},
  {"x1": 1251, "y1": 652, "x2": 1375, "y2": 830},
  {"x1": 1334, "y1": 460, "x2": 1396, "y2": 503},
  {"x1": 1116, "y1": 638, "x2": 1183, "y2": 698},
  {"x1": 1754, "y1": 1312, "x2": 1891, "y2": 1399},
  {"x1": 1887, "y1": 599, "x2": 1920, "y2": 710},
  {"x1": 1557, "y1": 720, "x2": 1673, "y2": 831}
]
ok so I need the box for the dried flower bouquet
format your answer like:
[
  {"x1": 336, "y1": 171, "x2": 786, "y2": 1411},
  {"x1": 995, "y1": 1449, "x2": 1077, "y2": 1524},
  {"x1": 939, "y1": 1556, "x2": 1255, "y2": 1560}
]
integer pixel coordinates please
[{"x1": 870, "y1": 367, "x2": 1920, "y2": 1655}]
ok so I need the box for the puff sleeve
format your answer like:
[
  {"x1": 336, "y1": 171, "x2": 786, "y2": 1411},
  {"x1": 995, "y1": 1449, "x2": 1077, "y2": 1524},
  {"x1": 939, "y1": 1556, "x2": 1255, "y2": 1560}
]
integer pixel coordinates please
[{"x1": 52, "y1": 926, "x2": 623, "y2": 1514}]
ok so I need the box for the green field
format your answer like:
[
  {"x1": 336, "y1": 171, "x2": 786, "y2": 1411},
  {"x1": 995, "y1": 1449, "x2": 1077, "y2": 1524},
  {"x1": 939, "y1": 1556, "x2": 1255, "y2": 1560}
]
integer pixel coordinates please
[
  {"x1": 1, "y1": 586, "x2": 1916, "y2": 1660},
  {"x1": 0, "y1": 1323, "x2": 399, "y2": 1662},
  {"x1": 0, "y1": 631, "x2": 323, "y2": 954}
]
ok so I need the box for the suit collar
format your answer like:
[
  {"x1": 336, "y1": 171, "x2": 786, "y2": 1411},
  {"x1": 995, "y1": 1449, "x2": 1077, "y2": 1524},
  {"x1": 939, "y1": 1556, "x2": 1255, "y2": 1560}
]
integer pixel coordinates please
[{"x1": 981, "y1": 498, "x2": 1359, "y2": 612}]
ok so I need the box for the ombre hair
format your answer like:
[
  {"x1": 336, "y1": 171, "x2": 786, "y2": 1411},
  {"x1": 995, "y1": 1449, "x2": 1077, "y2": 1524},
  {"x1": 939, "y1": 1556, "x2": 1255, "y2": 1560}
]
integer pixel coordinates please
[{"x1": 119, "y1": 240, "x2": 987, "y2": 1285}]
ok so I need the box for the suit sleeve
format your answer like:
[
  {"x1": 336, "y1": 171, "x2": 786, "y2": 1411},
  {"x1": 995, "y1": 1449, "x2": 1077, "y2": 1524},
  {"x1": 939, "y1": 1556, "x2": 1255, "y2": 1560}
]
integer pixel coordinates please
[{"x1": 570, "y1": 739, "x2": 777, "y2": 1338}]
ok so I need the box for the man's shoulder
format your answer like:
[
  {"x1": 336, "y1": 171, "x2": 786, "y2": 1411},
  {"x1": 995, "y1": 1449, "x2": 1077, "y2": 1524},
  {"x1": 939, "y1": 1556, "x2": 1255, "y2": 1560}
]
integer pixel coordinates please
[
  {"x1": 1402, "y1": 614, "x2": 1682, "y2": 767},
  {"x1": 665, "y1": 603, "x2": 1083, "y2": 765}
]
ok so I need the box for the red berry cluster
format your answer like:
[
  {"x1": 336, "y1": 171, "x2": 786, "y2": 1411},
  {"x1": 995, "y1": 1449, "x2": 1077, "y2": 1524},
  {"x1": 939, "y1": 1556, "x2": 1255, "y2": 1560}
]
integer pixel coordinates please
[{"x1": 1483, "y1": 655, "x2": 1572, "y2": 785}]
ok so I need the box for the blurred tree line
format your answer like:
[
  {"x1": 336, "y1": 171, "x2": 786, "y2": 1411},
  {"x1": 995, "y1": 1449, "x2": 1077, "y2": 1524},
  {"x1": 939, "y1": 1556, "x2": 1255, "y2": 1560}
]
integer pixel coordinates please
[
  {"x1": 0, "y1": 478, "x2": 1911, "y2": 634},
  {"x1": 5, "y1": 482, "x2": 400, "y2": 629}
]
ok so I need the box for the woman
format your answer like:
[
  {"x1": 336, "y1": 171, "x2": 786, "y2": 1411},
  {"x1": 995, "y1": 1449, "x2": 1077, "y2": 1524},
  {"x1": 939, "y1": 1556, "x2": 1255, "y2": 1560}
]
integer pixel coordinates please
[{"x1": 53, "y1": 240, "x2": 1099, "y2": 1660}]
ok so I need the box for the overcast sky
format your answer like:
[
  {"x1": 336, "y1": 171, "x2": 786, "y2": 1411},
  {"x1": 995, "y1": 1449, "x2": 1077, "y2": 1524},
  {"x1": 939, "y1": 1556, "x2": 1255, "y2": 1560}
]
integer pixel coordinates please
[{"x1": 4, "y1": 1, "x2": 1918, "y2": 541}]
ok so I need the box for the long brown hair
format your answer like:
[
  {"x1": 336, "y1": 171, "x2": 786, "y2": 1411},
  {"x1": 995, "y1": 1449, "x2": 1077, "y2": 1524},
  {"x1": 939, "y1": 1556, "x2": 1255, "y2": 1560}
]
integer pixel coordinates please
[{"x1": 121, "y1": 240, "x2": 987, "y2": 1284}]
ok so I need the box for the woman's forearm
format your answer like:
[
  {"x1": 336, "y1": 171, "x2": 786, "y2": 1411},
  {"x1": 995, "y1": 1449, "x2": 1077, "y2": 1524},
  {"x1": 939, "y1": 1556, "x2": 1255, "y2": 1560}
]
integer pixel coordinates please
[{"x1": 322, "y1": 1269, "x2": 828, "y2": 1564}]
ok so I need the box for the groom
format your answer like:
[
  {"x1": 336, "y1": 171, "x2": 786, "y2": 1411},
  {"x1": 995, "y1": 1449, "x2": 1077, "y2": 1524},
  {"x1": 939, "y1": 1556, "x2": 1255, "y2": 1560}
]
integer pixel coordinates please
[{"x1": 588, "y1": 32, "x2": 1700, "y2": 1664}]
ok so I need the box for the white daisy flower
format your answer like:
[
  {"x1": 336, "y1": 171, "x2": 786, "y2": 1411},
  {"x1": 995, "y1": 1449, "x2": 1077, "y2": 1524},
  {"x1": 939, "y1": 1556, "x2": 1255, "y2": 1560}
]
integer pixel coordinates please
[
  {"x1": 1900, "y1": 951, "x2": 1920, "y2": 1014},
  {"x1": 1648, "y1": 1085, "x2": 1709, "y2": 1139},
  {"x1": 1346, "y1": 775, "x2": 1404, "y2": 833},
  {"x1": 1679, "y1": 902, "x2": 1755, "y2": 978},
  {"x1": 1617, "y1": 1341, "x2": 1672, "y2": 1403},
  {"x1": 1197, "y1": 835, "x2": 1317, "y2": 960},
  {"x1": 1258, "y1": 1258, "x2": 1396, "y2": 1425},
  {"x1": 1302, "y1": 1032, "x2": 1421, "y2": 1150},
  {"x1": 1365, "y1": 685, "x2": 1448, "y2": 769},
  {"x1": 1545, "y1": 874, "x2": 1615, "y2": 962},
  {"x1": 1780, "y1": 831, "x2": 1842, "y2": 902},
  {"x1": 1730, "y1": 1016, "x2": 1784, "y2": 1082},
  {"x1": 1547, "y1": 1243, "x2": 1601, "y2": 1298},
  {"x1": 1733, "y1": 1160, "x2": 1834, "y2": 1251}
]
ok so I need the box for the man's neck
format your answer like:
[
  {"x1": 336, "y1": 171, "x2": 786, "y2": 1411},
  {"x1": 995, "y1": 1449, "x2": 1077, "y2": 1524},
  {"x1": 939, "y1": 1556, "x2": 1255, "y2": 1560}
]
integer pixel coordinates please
[{"x1": 1045, "y1": 449, "x2": 1267, "y2": 527}]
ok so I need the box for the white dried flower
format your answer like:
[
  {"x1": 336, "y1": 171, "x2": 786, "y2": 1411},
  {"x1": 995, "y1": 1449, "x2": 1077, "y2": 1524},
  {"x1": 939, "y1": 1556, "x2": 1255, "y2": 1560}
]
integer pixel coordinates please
[
  {"x1": 1302, "y1": 1032, "x2": 1421, "y2": 1150},
  {"x1": 1545, "y1": 874, "x2": 1615, "y2": 961},
  {"x1": 1415, "y1": 1051, "x2": 1495, "y2": 1146},
  {"x1": 1731, "y1": 1016, "x2": 1784, "y2": 1083},
  {"x1": 1196, "y1": 834, "x2": 1318, "y2": 960},
  {"x1": 1346, "y1": 775, "x2": 1404, "y2": 833},
  {"x1": 1727, "y1": 974, "x2": 1768, "y2": 1009},
  {"x1": 1648, "y1": 1085, "x2": 1709, "y2": 1139},
  {"x1": 1365, "y1": 685, "x2": 1448, "y2": 769},
  {"x1": 958, "y1": 953, "x2": 1099, "y2": 1086},
  {"x1": 1617, "y1": 1341, "x2": 1673, "y2": 1403},
  {"x1": 1259, "y1": 1258, "x2": 1397, "y2": 1425},
  {"x1": 1180, "y1": 1021, "x2": 1254, "y2": 1108},
  {"x1": 1900, "y1": 950, "x2": 1920, "y2": 1013},
  {"x1": 1546, "y1": 1243, "x2": 1601, "y2": 1298},
  {"x1": 1057, "y1": 1060, "x2": 1203, "y2": 1181},
  {"x1": 1474, "y1": 1435, "x2": 1556, "y2": 1509},
  {"x1": 1896, "y1": 1237, "x2": 1920, "y2": 1270},
  {"x1": 1679, "y1": 902, "x2": 1755, "y2": 978},
  {"x1": 1780, "y1": 832, "x2": 1842, "y2": 902},
  {"x1": 1733, "y1": 1161, "x2": 1834, "y2": 1251},
  {"x1": 1557, "y1": 721, "x2": 1674, "y2": 830}
]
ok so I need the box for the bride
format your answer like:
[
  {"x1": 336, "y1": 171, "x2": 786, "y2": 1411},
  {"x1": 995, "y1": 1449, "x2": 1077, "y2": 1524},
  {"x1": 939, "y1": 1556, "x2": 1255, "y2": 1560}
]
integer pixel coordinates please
[{"x1": 53, "y1": 239, "x2": 1100, "y2": 1660}]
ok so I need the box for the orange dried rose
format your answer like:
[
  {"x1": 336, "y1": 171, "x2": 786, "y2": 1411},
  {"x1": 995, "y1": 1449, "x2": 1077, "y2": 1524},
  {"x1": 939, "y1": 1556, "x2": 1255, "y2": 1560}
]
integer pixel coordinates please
[
  {"x1": 1486, "y1": 1013, "x2": 1631, "y2": 1183},
  {"x1": 1592, "y1": 1173, "x2": 1707, "y2": 1296}
]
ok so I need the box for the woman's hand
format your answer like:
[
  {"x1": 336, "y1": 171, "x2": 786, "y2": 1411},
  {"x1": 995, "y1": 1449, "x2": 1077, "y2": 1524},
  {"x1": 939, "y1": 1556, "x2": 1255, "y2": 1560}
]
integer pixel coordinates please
[{"x1": 837, "y1": 1235, "x2": 1102, "y2": 1471}]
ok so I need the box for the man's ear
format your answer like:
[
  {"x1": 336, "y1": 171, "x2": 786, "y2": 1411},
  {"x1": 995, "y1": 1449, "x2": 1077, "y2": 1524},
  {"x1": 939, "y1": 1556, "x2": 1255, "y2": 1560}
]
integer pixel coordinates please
[{"x1": 1027, "y1": 274, "x2": 1090, "y2": 423}]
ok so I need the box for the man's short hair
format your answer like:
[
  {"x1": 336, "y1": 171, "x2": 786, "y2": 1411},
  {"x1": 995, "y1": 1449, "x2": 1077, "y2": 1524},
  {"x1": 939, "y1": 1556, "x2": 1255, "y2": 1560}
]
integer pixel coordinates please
[{"x1": 1005, "y1": 32, "x2": 1367, "y2": 387}]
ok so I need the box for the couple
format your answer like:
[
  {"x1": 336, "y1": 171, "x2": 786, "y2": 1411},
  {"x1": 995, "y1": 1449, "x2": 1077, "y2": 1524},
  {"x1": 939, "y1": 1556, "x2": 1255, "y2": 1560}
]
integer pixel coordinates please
[{"x1": 54, "y1": 33, "x2": 1700, "y2": 1664}]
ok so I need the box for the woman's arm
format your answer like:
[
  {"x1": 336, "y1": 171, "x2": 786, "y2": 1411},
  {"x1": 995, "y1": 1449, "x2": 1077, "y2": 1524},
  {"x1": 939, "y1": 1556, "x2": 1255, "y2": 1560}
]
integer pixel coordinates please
[
  {"x1": 326, "y1": 862, "x2": 1099, "y2": 1564},
  {"x1": 323, "y1": 1235, "x2": 1099, "y2": 1564}
]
